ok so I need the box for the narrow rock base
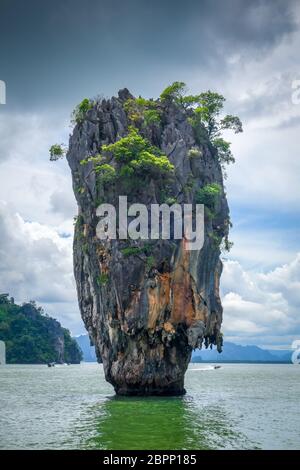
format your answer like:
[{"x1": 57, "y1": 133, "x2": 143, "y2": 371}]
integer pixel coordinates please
[{"x1": 115, "y1": 381, "x2": 186, "y2": 397}]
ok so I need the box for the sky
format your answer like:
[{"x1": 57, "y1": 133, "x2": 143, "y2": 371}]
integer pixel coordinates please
[{"x1": 0, "y1": 0, "x2": 300, "y2": 349}]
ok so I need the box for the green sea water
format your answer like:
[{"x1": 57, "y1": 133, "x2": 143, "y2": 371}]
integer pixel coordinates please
[{"x1": 0, "y1": 363, "x2": 299, "y2": 450}]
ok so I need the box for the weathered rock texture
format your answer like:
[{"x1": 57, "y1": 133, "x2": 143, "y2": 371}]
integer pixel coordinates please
[{"x1": 67, "y1": 89, "x2": 229, "y2": 395}]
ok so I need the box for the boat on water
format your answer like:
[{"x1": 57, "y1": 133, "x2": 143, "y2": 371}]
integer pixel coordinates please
[{"x1": 47, "y1": 362, "x2": 71, "y2": 367}]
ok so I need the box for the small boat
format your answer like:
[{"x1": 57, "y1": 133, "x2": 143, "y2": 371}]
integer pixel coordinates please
[
  {"x1": 214, "y1": 365, "x2": 221, "y2": 369},
  {"x1": 47, "y1": 362, "x2": 55, "y2": 367}
]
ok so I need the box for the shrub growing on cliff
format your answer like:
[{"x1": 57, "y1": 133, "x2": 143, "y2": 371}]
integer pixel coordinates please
[
  {"x1": 101, "y1": 127, "x2": 151, "y2": 162},
  {"x1": 94, "y1": 164, "x2": 117, "y2": 185},
  {"x1": 190, "y1": 91, "x2": 242, "y2": 140},
  {"x1": 121, "y1": 246, "x2": 143, "y2": 257},
  {"x1": 49, "y1": 144, "x2": 66, "y2": 161},
  {"x1": 99, "y1": 127, "x2": 174, "y2": 182},
  {"x1": 124, "y1": 98, "x2": 161, "y2": 126},
  {"x1": 71, "y1": 98, "x2": 93, "y2": 124},
  {"x1": 143, "y1": 108, "x2": 161, "y2": 125},
  {"x1": 187, "y1": 90, "x2": 242, "y2": 168},
  {"x1": 188, "y1": 146, "x2": 202, "y2": 159},
  {"x1": 189, "y1": 91, "x2": 226, "y2": 137},
  {"x1": 160, "y1": 83, "x2": 242, "y2": 171},
  {"x1": 127, "y1": 150, "x2": 173, "y2": 178},
  {"x1": 160, "y1": 81, "x2": 202, "y2": 109},
  {"x1": 212, "y1": 137, "x2": 235, "y2": 165},
  {"x1": 196, "y1": 183, "x2": 221, "y2": 214},
  {"x1": 221, "y1": 237, "x2": 234, "y2": 253},
  {"x1": 160, "y1": 81, "x2": 187, "y2": 104},
  {"x1": 97, "y1": 273, "x2": 109, "y2": 285}
]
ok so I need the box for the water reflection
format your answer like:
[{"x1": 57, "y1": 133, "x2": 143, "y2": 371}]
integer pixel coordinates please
[{"x1": 82, "y1": 394, "x2": 247, "y2": 450}]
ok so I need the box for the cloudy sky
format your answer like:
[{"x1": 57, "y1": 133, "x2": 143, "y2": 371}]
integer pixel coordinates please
[{"x1": 0, "y1": 0, "x2": 300, "y2": 348}]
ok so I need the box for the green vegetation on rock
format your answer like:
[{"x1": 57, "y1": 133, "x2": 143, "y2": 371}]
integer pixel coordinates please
[
  {"x1": 95, "y1": 164, "x2": 117, "y2": 185},
  {"x1": 49, "y1": 144, "x2": 66, "y2": 161},
  {"x1": 196, "y1": 183, "x2": 221, "y2": 213},
  {"x1": 212, "y1": 137, "x2": 235, "y2": 165},
  {"x1": 188, "y1": 146, "x2": 202, "y2": 159},
  {"x1": 97, "y1": 273, "x2": 109, "y2": 285},
  {"x1": 160, "y1": 81, "x2": 187, "y2": 105},
  {"x1": 186, "y1": 89, "x2": 242, "y2": 168},
  {"x1": 84, "y1": 127, "x2": 174, "y2": 196},
  {"x1": 146, "y1": 255, "x2": 155, "y2": 269},
  {"x1": 120, "y1": 246, "x2": 143, "y2": 257},
  {"x1": 124, "y1": 97, "x2": 161, "y2": 126},
  {"x1": 50, "y1": 83, "x2": 242, "y2": 180},
  {"x1": 71, "y1": 98, "x2": 93, "y2": 124},
  {"x1": 120, "y1": 242, "x2": 154, "y2": 258},
  {"x1": 160, "y1": 81, "x2": 204, "y2": 111},
  {"x1": 160, "y1": 82, "x2": 242, "y2": 170}
]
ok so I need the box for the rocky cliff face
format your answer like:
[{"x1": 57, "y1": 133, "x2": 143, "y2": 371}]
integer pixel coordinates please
[{"x1": 67, "y1": 89, "x2": 229, "y2": 395}]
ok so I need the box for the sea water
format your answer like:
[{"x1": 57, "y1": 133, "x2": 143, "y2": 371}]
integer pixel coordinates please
[{"x1": 0, "y1": 363, "x2": 299, "y2": 449}]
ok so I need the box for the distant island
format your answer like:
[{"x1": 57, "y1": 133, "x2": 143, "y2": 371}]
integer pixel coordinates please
[
  {"x1": 75, "y1": 334, "x2": 291, "y2": 364},
  {"x1": 0, "y1": 294, "x2": 82, "y2": 364},
  {"x1": 191, "y1": 341, "x2": 292, "y2": 363},
  {"x1": 74, "y1": 334, "x2": 97, "y2": 362}
]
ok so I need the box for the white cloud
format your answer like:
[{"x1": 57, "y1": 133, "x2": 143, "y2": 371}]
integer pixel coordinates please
[
  {"x1": 225, "y1": 125, "x2": 300, "y2": 211},
  {"x1": 0, "y1": 112, "x2": 76, "y2": 229},
  {"x1": 224, "y1": 226, "x2": 299, "y2": 271},
  {"x1": 222, "y1": 21, "x2": 300, "y2": 209},
  {"x1": 221, "y1": 254, "x2": 300, "y2": 348},
  {"x1": 0, "y1": 112, "x2": 83, "y2": 334},
  {"x1": 49, "y1": 189, "x2": 77, "y2": 219},
  {"x1": 0, "y1": 201, "x2": 82, "y2": 335},
  {"x1": 183, "y1": 2, "x2": 300, "y2": 213}
]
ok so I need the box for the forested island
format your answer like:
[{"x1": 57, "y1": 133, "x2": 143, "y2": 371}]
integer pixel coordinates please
[{"x1": 0, "y1": 294, "x2": 82, "y2": 364}]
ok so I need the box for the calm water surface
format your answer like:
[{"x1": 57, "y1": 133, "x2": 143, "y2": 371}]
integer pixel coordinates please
[{"x1": 0, "y1": 363, "x2": 299, "y2": 449}]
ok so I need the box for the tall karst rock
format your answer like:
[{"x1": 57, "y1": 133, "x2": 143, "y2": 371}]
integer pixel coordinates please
[{"x1": 67, "y1": 88, "x2": 230, "y2": 395}]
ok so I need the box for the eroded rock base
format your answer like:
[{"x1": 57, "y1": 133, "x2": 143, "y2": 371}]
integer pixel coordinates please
[{"x1": 115, "y1": 381, "x2": 186, "y2": 396}]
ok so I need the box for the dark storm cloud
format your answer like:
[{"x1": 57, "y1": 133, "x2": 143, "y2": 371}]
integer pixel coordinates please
[{"x1": 0, "y1": 0, "x2": 298, "y2": 111}]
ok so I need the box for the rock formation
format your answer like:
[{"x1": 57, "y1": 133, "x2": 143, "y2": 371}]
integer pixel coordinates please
[{"x1": 67, "y1": 88, "x2": 230, "y2": 395}]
